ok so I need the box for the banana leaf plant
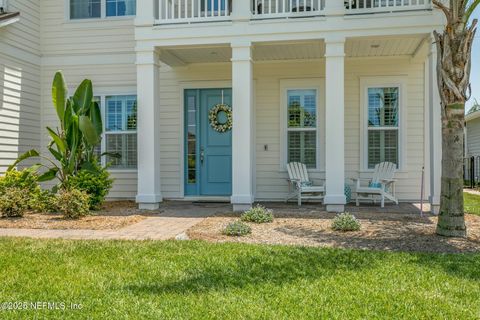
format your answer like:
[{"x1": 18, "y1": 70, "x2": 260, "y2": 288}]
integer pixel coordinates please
[{"x1": 9, "y1": 71, "x2": 114, "y2": 185}]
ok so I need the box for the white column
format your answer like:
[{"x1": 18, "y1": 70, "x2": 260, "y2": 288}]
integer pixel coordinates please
[
  {"x1": 428, "y1": 40, "x2": 442, "y2": 214},
  {"x1": 231, "y1": 40, "x2": 254, "y2": 212},
  {"x1": 231, "y1": 0, "x2": 251, "y2": 21},
  {"x1": 136, "y1": 50, "x2": 163, "y2": 210},
  {"x1": 324, "y1": 37, "x2": 346, "y2": 213},
  {"x1": 135, "y1": 0, "x2": 156, "y2": 26},
  {"x1": 324, "y1": 0, "x2": 345, "y2": 16}
]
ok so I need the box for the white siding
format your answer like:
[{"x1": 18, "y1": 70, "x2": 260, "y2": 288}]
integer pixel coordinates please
[
  {"x1": 158, "y1": 57, "x2": 427, "y2": 202},
  {"x1": 467, "y1": 118, "x2": 480, "y2": 157},
  {"x1": 0, "y1": 0, "x2": 41, "y2": 173}
]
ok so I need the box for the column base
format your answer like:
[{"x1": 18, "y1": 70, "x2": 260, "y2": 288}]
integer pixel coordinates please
[
  {"x1": 231, "y1": 194, "x2": 254, "y2": 212},
  {"x1": 430, "y1": 196, "x2": 440, "y2": 215},
  {"x1": 136, "y1": 194, "x2": 162, "y2": 210},
  {"x1": 326, "y1": 204, "x2": 345, "y2": 213},
  {"x1": 324, "y1": 194, "x2": 346, "y2": 213}
]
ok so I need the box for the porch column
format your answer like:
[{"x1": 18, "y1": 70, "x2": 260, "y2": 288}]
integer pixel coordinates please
[
  {"x1": 231, "y1": 40, "x2": 254, "y2": 211},
  {"x1": 324, "y1": 0, "x2": 345, "y2": 16},
  {"x1": 324, "y1": 37, "x2": 346, "y2": 213},
  {"x1": 428, "y1": 39, "x2": 442, "y2": 214},
  {"x1": 136, "y1": 50, "x2": 163, "y2": 210}
]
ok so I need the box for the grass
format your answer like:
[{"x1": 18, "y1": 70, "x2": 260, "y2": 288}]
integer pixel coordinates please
[
  {"x1": 465, "y1": 192, "x2": 480, "y2": 216},
  {"x1": 0, "y1": 239, "x2": 479, "y2": 319}
]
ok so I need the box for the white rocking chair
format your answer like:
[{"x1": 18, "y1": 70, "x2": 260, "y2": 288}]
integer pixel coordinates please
[
  {"x1": 353, "y1": 162, "x2": 399, "y2": 208},
  {"x1": 286, "y1": 162, "x2": 325, "y2": 206}
]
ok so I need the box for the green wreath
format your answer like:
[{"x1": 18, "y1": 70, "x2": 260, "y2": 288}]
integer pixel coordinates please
[{"x1": 209, "y1": 104, "x2": 232, "y2": 133}]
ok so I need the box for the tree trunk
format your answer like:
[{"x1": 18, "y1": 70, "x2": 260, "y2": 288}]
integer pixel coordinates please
[{"x1": 436, "y1": 103, "x2": 466, "y2": 237}]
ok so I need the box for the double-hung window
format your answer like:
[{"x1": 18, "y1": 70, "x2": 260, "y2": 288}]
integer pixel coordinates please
[
  {"x1": 69, "y1": 0, "x2": 136, "y2": 20},
  {"x1": 104, "y1": 95, "x2": 138, "y2": 169},
  {"x1": 366, "y1": 87, "x2": 400, "y2": 169},
  {"x1": 286, "y1": 89, "x2": 318, "y2": 169}
]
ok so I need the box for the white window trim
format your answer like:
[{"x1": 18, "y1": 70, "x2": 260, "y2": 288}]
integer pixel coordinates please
[
  {"x1": 360, "y1": 76, "x2": 407, "y2": 172},
  {"x1": 94, "y1": 89, "x2": 138, "y2": 172},
  {"x1": 280, "y1": 78, "x2": 325, "y2": 171},
  {"x1": 65, "y1": 0, "x2": 136, "y2": 21}
]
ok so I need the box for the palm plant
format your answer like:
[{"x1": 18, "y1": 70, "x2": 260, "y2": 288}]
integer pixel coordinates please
[
  {"x1": 432, "y1": 0, "x2": 479, "y2": 237},
  {"x1": 9, "y1": 72, "x2": 105, "y2": 185}
]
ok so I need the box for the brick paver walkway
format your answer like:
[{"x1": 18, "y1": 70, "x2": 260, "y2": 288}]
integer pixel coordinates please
[
  {"x1": 0, "y1": 216, "x2": 204, "y2": 240},
  {"x1": 0, "y1": 202, "x2": 233, "y2": 241}
]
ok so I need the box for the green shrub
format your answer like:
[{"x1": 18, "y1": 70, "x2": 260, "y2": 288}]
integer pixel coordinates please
[
  {"x1": 64, "y1": 164, "x2": 113, "y2": 210},
  {"x1": 56, "y1": 188, "x2": 90, "y2": 219},
  {"x1": 0, "y1": 187, "x2": 30, "y2": 217},
  {"x1": 30, "y1": 190, "x2": 57, "y2": 213},
  {"x1": 332, "y1": 213, "x2": 361, "y2": 232},
  {"x1": 0, "y1": 168, "x2": 39, "y2": 195},
  {"x1": 223, "y1": 221, "x2": 252, "y2": 237},
  {"x1": 241, "y1": 205, "x2": 274, "y2": 224}
]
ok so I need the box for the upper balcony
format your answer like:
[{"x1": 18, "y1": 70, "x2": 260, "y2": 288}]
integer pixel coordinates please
[{"x1": 153, "y1": 0, "x2": 433, "y2": 25}]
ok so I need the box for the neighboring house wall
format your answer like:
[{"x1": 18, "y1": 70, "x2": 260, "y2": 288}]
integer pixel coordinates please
[
  {"x1": 467, "y1": 117, "x2": 480, "y2": 157},
  {"x1": 39, "y1": 0, "x2": 137, "y2": 198},
  {"x1": 0, "y1": 0, "x2": 41, "y2": 172}
]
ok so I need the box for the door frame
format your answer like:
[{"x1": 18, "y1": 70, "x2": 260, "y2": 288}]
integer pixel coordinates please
[{"x1": 179, "y1": 81, "x2": 232, "y2": 198}]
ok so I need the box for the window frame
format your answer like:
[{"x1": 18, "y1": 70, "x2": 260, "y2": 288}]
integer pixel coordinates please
[
  {"x1": 280, "y1": 79, "x2": 325, "y2": 171},
  {"x1": 66, "y1": 0, "x2": 136, "y2": 21},
  {"x1": 360, "y1": 76, "x2": 407, "y2": 172},
  {"x1": 91, "y1": 90, "x2": 138, "y2": 172}
]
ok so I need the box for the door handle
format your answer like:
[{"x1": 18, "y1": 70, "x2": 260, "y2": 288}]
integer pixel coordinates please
[{"x1": 200, "y1": 147, "x2": 205, "y2": 165}]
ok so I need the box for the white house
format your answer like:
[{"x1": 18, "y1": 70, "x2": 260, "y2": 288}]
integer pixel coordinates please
[
  {"x1": 466, "y1": 110, "x2": 480, "y2": 157},
  {"x1": 0, "y1": 0, "x2": 445, "y2": 212}
]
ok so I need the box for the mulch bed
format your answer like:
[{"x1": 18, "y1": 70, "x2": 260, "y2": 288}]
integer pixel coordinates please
[
  {"x1": 0, "y1": 201, "x2": 146, "y2": 230},
  {"x1": 187, "y1": 209, "x2": 480, "y2": 253}
]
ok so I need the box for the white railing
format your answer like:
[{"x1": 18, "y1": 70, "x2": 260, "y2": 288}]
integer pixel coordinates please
[
  {"x1": 157, "y1": 0, "x2": 231, "y2": 24},
  {"x1": 252, "y1": 0, "x2": 325, "y2": 18},
  {"x1": 345, "y1": 0, "x2": 432, "y2": 14}
]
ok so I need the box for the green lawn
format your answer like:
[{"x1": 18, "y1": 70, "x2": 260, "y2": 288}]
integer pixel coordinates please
[
  {"x1": 0, "y1": 239, "x2": 479, "y2": 319},
  {"x1": 465, "y1": 192, "x2": 480, "y2": 215}
]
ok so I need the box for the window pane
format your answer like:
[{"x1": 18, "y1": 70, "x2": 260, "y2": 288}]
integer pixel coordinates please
[
  {"x1": 106, "y1": 133, "x2": 137, "y2": 169},
  {"x1": 368, "y1": 87, "x2": 399, "y2": 127},
  {"x1": 288, "y1": 131, "x2": 316, "y2": 168},
  {"x1": 368, "y1": 130, "x2": 398, "y2": 169},
  {"x1": 106, "y1": 98, "x2": 123, "y2": 132},
  {"x1": 70, "y1": 0, "x2": 101, "y2": 19},
  {"x1": 106, "y1": 0, "x2": 136, "y2": 16},
  {"x1": 288, "y1": 90, "x2": 317, "y2": 128},
  {"x1": 126, "y1": 97, "x2": 137, "y2": 130}
]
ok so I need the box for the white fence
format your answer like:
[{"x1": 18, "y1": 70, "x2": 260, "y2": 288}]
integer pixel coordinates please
[
  {"x1": 345, "y1": 0, "x2": 432, "y2": 14},
  {"x1": 157, "y1": 0, "x2": 231, "y2": 24},
  {"x1": 252, "y1": 0, "x2": 325, "y2": 18}
]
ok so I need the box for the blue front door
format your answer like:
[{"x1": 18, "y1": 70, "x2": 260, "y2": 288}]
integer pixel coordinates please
[{"x1": 184, "y1": 89, "x2": 232, "y2": 196}]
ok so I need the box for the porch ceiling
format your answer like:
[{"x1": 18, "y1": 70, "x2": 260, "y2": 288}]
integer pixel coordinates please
[{"x1": 158, "y1": 35, "x2": 428, "y2": 66}]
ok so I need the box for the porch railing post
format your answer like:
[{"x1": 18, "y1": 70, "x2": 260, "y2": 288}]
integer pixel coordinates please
[
  {"x1": 135, "y1": 49, "x2": 163, "y2": 210},
  {"x1": 231, "y1": 40, "x2": 254, "y2": 211},
  {"x1": 324, "y1": 36, "x2": 346, "y2": 213},
  {"x1": 324, "y1": 0, "x2": 344, "y2": 16},
  {"x1": 231, "y1": 0, "x2": 252, "y2": 21},
  {"x1": 135, "y1": 0, "x2": 156, "y2": 26}
]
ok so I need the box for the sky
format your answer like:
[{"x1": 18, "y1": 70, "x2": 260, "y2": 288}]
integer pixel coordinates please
[{"x1": 467, "y1": 10, "x2": 480, "y2": 111}]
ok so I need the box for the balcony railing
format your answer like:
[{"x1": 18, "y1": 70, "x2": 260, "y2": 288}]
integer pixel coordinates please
[
  {"x1": 345, "y1": 0, "x2": 432, "y2": 14},
  {"x1": 252, "y1": 0, "x2": 325, "y2": 19},
  {"x1": 154, "y1": 0, "x2": 432, "y2": 24},
  {"x1": 157, "y1": 0, "x2": 232, "y2": 24}
]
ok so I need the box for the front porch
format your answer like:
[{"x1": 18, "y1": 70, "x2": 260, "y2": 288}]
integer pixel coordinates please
[{"x1": 135, "y1": 35, "x2": 442, "y2": 212}]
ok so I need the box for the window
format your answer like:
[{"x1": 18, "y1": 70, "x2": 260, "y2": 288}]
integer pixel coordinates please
[
  {"x1": 366, "y1": 87, "x2": 400, "y2": 169},
  {"x1": 70, "y1": 0, "x2": 101, "y2": 19},
  {"x1": 286, "y1": 89, "x2": 318, "y2": 169},
  {"x1": 106, "y1": 0, "x2": 136, "y2": 17},
  {"x1": 104, "y1": 95, "x2": 137, "y2": 169},
  {"x1": 69, "y1": 0, "x2": 136, "y2": 20}
]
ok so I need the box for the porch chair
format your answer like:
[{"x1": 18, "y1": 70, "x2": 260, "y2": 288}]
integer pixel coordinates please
[
  {"x1": 353, "y1": 162, "x2": 399, "y2": 208},
  {"x1": 286, "y1": 162, "x2": 325, "y2": 206}
]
